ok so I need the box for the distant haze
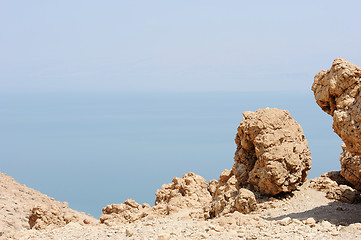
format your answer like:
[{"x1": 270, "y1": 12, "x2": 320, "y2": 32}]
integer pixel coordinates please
[
  {"x1": 1, "y1": 92, "x2": 342, "y2": 218},
  {"x1": 1, "y1": 1, "x2": 361, "y2": 93}
]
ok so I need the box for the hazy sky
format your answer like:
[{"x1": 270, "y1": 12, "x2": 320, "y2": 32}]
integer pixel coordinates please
[{"x1": 1, "y1": 1, "x2": 361, "y2": 93}]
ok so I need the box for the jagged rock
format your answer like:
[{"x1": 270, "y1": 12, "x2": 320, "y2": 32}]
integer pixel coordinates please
[
  {"x1": 306, "y1": 171, "x2": 361, "y2": 203},
  {"x1": 100, "y1": 172, "x2": 212, "y2": 225},
  {"x1": 100, "y1": 199, "x2": 151, "y2": 225},
  {"x1": 233, "y1": 108, "x2": 312, "y2": 195},
  {"x1": 0, "y1": 172, "x2": 97, "y2": 238},
  {"x1": 154, "y1": 172, "x2": 212, "y2": 214},
  {"x1": 205, "y1": 170, "x2": 257, "y2": 218},
  {"x1": 339, "y1": 144, "x2": 361, "y2": 190},
  {"x1": 28, "y1": 203, "x2": 97, "y2": 230},
  {"x1": 312, "y1": 58, "x2": 361, "y2": 189}
]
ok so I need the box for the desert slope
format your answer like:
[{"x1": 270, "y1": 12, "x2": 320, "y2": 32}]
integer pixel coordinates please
[{"x1": 0, "y1": 172, "x2": 97, "y2": 239}]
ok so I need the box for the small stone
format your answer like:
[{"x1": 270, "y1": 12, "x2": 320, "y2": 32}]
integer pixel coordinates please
[
  {"x1": 321, "y1": 220, "x2": 332, "y2": 228},
  {"x1": 278, "y1": 217, "x2": 292, "y2": 226},
  {"x1": 125, "y1": 229, "x2": 134, "y2": 237},
  {"x1": 305, "y1": 218, "x2": 316, "y2": 226},
  {"x1": 199, "y1": 233, "x2": 207, "y2": 239},
  {"x1": 292, "y1": 219, "x2": 303, "y2": 225},
  {"x1": 157, "y1": 234, "x2": 171, "y2": 240},
  {"x1": 336, "y1": 206, "x2": 344, "y2": 211}
]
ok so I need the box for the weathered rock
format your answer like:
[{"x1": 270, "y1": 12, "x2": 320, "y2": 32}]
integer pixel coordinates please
[
  {"x1": 100, "y1": 199, "x2": 151, "y2": 225},
  {"x1": 155, "y1": 172, "x2": 212, "y2": 214},
  {"x1": 100, "y1": 172, "x2": 212, "y2": 225},
  {"x1": 305, "y1": 171, "x2": 361, "y2": 203},
  {"x1": 312, "y1": 58, "x2": 361, "y2": 189},
  {"x1": 28, "y1": 203, "x2": 97, "y2": 230},
  {"x1": 0, "y1": 172, "x2": 97, "y2": 238},
  {"x1": 205, "y1": 170, "x2": 257, "y2": 218},
  {"x1": 340, "y1": 144, "x2": 361, "y2": 190},
  {"x1": 233, "y1": 108, "x2": 312, "y2": 195}
]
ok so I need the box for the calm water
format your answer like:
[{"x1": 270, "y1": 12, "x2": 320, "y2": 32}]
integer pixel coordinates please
[{"x1": 0, "y1": 91, "x2": 342, "y2": 218}]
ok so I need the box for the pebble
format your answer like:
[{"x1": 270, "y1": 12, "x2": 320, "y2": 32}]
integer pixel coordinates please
[
  {"x1": 278, "y1": 217, "x2": 292, "y2": 226},
  {"x1": 305, "y1": 217, "x2": 316, "y2": 226},
  {"x1": 125, "y1": 229, "x2": 134, "y2": 237},
  {"x1": 157, "y1": 234, "x2": 171, "y2": 240}
]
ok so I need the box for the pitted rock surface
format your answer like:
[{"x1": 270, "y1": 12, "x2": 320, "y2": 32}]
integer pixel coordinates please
[
  {"x1": 233, "y1": 108, "x2": 312, "y2": 195},
  {"x1": 312, "y1": 58, "x2": 361, "y2": 188},
  {"x1": 205, "y1": 169, "x2": 257, "y2": 218},
  {"x1": 155, "y1": 172, "x2": 212, "y2": 214},
  {"x1": 0, "y1": 172, "x2": 97, "y2": 239}
]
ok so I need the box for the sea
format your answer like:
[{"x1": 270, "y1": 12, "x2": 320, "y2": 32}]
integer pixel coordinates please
[{"x1": 0, "y1": 91, "x2": 342, "y2": 218}]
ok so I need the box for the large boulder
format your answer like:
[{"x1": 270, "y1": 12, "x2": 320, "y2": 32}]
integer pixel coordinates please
[
  {"x1": 233, "y1": 108, "x2": 312, "y2": 195},
  {"x1": 312, "y1": 58, "x2": 361, "y2": 189}
]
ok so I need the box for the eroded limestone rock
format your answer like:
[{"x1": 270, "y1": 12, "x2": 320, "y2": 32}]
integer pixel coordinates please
[
  {"x1": 100, "y1": 172, "x2": 212, "y2": 225},
  {"x1": 306, "y1": 171, "x2": 361, "y2": 203},
  {"x1": 100, "y1": 199, "x2": 151, "y2": 225},
  {"x1": 155, "y1": 172, "x2": 212, "y2": 214},
  {"x1": 233, "y1": 108, "x2": 312, "y2": 196},
  {"x1": 312, "y1": 58, "x2": 361, "y2": 189},
  {"x1": 29, "y1": 203, "x2": 97, "y2": 230},
  {"x1": 205, "y1": 169, "x2": 257, "y2": 218}
]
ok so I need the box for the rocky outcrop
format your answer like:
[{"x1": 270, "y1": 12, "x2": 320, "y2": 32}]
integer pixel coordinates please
[
  {"x1": 29, "y1": 204, "x2": 97, "y2": 230},
  {"x1": 100, "y1": 172, "x2": 212, "y2": 225},
  {"x1": 154, "y1": 172, "x2": 212, "y2": 214},
  {"x1": 233, "y1": 108, "x2": 312, "y2": 195},
  {"x1": 205, "y1": 169, "x2": 257, "y2": 218},
  {"x1": 100, "y1": 199, "x2": 152, "y2": 225},
  {"x1": 0, "y1": 172, "x2": 97, "y2": 239},
  {"x1": 305, "y1": 171, "x2": 361, "y2": 203},
  {"x1": 312, "y1": 58, "x2": 361, "y2": 189}
]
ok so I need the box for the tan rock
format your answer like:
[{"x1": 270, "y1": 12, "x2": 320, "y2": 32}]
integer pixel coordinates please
[
  {"x1": 312, "y1": 58, "x2": 361, "y2": 188},
  {"x1": 305, "y1": 171, "x2": 360, "y2": 203},
  {"x1": 233, "y1": 108, "x2": 312, "y2": 195},
  {"x1": 100, "y1": 199, "x2": 151, "y2": 225},
  {"x1": 155, "y1": 172, "x2": 212, "y2": 214},
  {"x1": 0, "y1": 172, "x2": 97, "y2": 238},
  {"x1": 205, "y1": 171, "x2": 257, "y2": 218}
]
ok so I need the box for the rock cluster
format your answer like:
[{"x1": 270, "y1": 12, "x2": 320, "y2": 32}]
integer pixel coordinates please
[
  {"x1": 306, "y1": 171, "x2": 361, "y2": 203},
  {"x1": 312, "y1": 58, "x2": 361, "y2": 189},
  {"x1": 29, "y1": 203, "x2": 96, "y2": 230},
  {"x1": 205, "y1": 169, "x2": 257, "y2": 218},
  {"x1": 0, "y1": 172, "x2": 97, "y2": 239},
  {"x1": 100, "y1": 199, "x2": 151, "y2": 225},
  {"x1": 100, "y1": 172, "x2": 213, "y2": 225},
  {"x1": 233, "y1": 108, "x2": 312, "y2": 195},
  {"x1": 155, "y1": 172, "x2": 212, "y2": 214}
]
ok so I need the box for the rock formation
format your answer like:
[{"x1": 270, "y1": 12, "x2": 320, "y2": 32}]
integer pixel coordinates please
[
  {"x1": 306, "y1": 171, "x2": 361, "y2": 203},
  {"x1": 29, "y1": 203, "x2": 96, "y2": 230},
  {"x1": 312, "y1": 58, "x2": 361, "y2": 189},
  {"x1": 154, "y1": 172, "x2": 211, "y2": 213},
  {"x1": 205, "y1": 169, "x2": 257, "y2": 218},
  {"x1": 232, "y1": 108, "x2": 312, "y2": 195},
  {"x1": 0, "y1": 172, "x2": 97, "y2": 238},
  {"x1": 100, "y1": 199, "x2": 152, "y2": 225},
  {"x1": 100, "y1": 172, "x2": 213, "y2": 225}
]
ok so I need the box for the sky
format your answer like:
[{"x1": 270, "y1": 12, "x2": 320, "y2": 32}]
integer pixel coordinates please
[{"x1": 1, "y1": 1, "x2": 361, "y2": 93}]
